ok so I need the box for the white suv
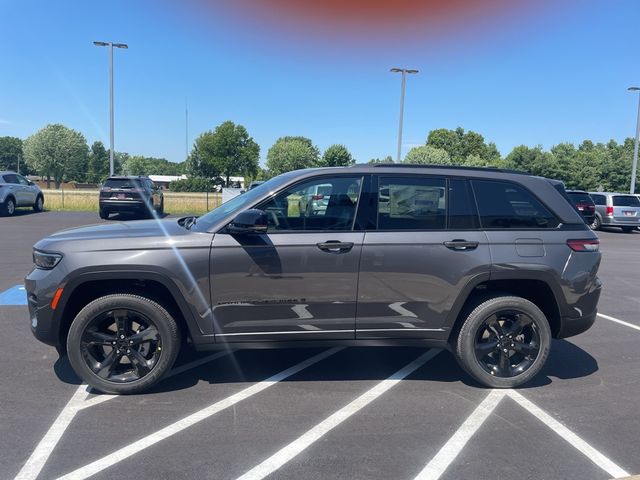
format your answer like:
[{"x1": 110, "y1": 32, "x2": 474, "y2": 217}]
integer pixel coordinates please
[{"x1": 0, "y1": 171, "x2": 44, "y2": 216}]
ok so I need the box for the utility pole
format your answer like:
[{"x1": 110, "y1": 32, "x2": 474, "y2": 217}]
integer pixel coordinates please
[
  {"x1": 628, "y1": 87, "x2": 640, "y2": 194},
  {"x1": 93, "y1": 41, "x2": 128, "y2": 176},
  {"x1": 390, "y1": 68, "x2": 419, "y2": 162}
]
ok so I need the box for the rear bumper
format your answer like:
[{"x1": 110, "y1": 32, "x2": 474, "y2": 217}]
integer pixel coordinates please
[
  {"x1": 601, "y1": 216, "x2": 640, "y2": 226},
  {"x1": 99, "y1": 199, "x2": 147, "y2": 211}
]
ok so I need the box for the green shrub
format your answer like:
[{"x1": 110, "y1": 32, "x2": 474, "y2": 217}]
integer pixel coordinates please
[{"x1": 169, "y1": 177, "x2": 213, "y2": 192}]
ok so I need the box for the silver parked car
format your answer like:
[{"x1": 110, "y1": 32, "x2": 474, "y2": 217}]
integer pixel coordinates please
[
  {"x1": 589, "y1": 192, "x2": 640, "y2": 232},
  {"x1": 0, "y1": 171, "x2": 44, "y2": 216}
]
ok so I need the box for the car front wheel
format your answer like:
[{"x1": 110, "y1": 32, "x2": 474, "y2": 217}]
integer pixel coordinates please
[
  {"x1": 590, "y1": 216, "x2": 601, "y2": 230},
  {"x1": 33, "y1": 195, "x2": 44, "y2": 212},
  {"x1": 454, "y1": 296, "x2": 551, "y2": 388},
  {"x1": 67, "y1": 294, "x2": 180, "y2": 394}
]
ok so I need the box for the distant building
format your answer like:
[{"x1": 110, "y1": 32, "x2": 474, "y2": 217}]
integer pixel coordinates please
[{"x1": 148, "y1": 175, "x2": 187, "y2": 190}]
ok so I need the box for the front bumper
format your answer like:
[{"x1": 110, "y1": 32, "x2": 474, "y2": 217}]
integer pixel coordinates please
[{"x1": 25, "y1": 267, "x2": 65, "y2": 348}]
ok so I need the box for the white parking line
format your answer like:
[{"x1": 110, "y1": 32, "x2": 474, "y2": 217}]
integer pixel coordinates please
[
  {"x1": 413, "y1": 389, "x2": 505, "y2": 480},
  {"x1": 598, "y1": 313, "x2": 640, "y2": 332},
  {"x1": 78, "y1": 350, "x2": 235, "y2": 411},
  {"x1": 507, "y1": 390, "x2": 630, "y2": 479},
  {"x1": 14, "y1": 385, "x2": 90, "y2": 480},
  {"x1": 236, "y1": 348, "x2": 441, "y2": 480},
  {"x1": 413, "y1": 389, "x2": 630, "y2": 480},
  {"x1": 15, "y1": 349, "x2": 235, "y2": 479},
  {"x1": 56, "y1": 347, "x2": 344, "y2": 480}
]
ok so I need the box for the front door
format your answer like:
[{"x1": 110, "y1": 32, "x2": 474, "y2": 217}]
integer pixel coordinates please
[
  {"x1": 356, "y1": 175, "x2": 491, "y2": 338},
  {"x1": 210, "y1": 174, "x2": 365, "y2": 342}
]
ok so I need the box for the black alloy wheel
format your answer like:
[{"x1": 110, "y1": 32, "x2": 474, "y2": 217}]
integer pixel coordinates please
[
  {"x1": 474, "y1": 310, "x2": 540, "y2": 378},
  {"x1": 67, "y1": 294, "x2": 180, "y2": 394},
  {"x1": 454, "y1": 296, "x2": 551, "y2": 388},
  {"x1": 80, "y1": 308, "x2": 162, "y2": 383}
]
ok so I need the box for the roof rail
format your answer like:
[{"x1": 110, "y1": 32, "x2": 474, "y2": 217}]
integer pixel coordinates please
[{"x1": 369, "y1": 163, "x2": 529, "y2": 175}]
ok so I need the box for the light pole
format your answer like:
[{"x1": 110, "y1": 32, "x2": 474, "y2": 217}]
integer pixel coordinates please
[
  {"x1": 390, "y1": 67, "x2": 418, "y2": 162},
  {"x1": 629, "y1": 87, "x2": 640, "y2": 194},
  {"x1": 94, "y1": 41, "x2": 128, "y2": 176}
]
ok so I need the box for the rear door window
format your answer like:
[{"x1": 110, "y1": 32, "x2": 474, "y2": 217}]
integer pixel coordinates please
[
  {"x1": 448, "y1": 179, "x2": 479, "y2": 229},
  {"x1": 612, "y1": 195, "x2": 640, "y2": 207},
  {"x1": 377, "y1": 176, "x2": 446, "y2": 230},
  {"x1": 472, "y1": 180, "x2": 560, "y2": 229}
]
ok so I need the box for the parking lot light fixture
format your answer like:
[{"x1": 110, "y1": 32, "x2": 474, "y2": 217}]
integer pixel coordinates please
[
  {"x1": 629, "y1": 87, "x2": 640, "y2": 194},
  {"x1": 93, "y1": 41, "x2": 128, "y2": 176},
  {"x1": 390, "y1": 68, "x2": 419, "y2": 162}
]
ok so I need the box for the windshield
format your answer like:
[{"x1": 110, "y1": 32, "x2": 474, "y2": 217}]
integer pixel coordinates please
[{"x1": 191, "y1": 173, "x2": 293, "y2": 232}]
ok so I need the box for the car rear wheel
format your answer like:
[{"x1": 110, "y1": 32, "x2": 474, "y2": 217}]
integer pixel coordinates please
[
  {"x1": 99, "y1": 207, "x2": 110, "y2": 219},
  {"x1": 67, "y1": 294, "x2": 180, "y2": 394},
  {"x1": 33, "y1": 195, "x2": 44, "y2": 212},
  {"x1": 1, "y1": 197, "x2": 16, "y2": 216},
  {"x1": 454, "y1": 296, "x2": 551, "y2": 388}
]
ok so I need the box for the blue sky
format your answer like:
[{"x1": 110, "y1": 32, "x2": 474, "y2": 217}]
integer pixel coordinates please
[{"x1": 0, "y1": 0, "x2": 638, "y2": 165}]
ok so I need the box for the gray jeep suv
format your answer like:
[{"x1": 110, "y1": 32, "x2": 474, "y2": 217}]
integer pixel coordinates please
[
  {"x1": 0, "y1": 171, "x2": 44, "y2": 216},
  {"x1": 26, "y1": 165, "x2": 602, "y2": 394}
]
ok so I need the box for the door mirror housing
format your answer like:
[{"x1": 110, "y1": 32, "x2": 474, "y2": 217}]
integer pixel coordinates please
[{"x1": 228, "y1": 209, "x2": 268, "y2": 234}]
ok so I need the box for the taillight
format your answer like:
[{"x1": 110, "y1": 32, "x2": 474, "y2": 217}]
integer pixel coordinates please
[
  {"x1": 567, "y1": 239, "x2": 600, "y2": 252},
  {"x1": 311, "y1": 194, "x2": 324, "y2": 200},
  {"x1": 606, "y1": 206, "x2": 614, "y2": 216}
]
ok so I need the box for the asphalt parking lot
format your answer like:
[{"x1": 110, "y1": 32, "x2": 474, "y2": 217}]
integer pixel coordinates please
[{"x1": 1, "y1": 210, "x2": 639, "y2": 480}]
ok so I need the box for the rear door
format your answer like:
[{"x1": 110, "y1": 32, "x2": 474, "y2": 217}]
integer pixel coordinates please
[
  {"x1": 210, "y1": 174, "x2": 366, "y2": 341},
  {"x1": 356, "y1": 175, "x2": 491, "y2": 338}
]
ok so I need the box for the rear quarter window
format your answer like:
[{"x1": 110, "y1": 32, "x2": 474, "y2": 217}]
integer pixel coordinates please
[
  {"x1": 612, "y1": 196, "x2": 640, "y2": 207},
  {"x1": 472, "y1": 180, "x2": 560, "y2": 229}
]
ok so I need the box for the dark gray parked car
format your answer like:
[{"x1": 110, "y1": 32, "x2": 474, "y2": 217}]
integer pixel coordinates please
[
  {"x1": 0, "y1": 171, "x2": 44, "y2": 216},
  {"x1": 26, "y1": 165, "x2": 602, "y2": 394},
  {"x1": 99, "y1": 175, "x2": 163, "y2": 219}
]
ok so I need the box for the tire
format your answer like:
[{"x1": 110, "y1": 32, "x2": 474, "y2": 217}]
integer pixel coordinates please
[
  {"x1": 590, "y1": 216, "x2": 601, "y2": 231},
  {"x1": 67, "y1": 294, "x2": 181, "y2": 394},
  {"x1": 99, "y1": 207, "x2": 110, "y2": 220},
  {"x1": 33, "y1": 195, "x2": 44, "y2": 212},
  {"x1": 454, "y1": 296, "x2": 551, "y2": 389},
  {"x1": 622, "y1": 227, "x2": 634, "y2": 233},
  {"x1": 1, "y1": 196, "x2": 16, "y2": 216}
]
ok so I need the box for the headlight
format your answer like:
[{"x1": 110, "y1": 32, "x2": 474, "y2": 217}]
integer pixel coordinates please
[{"x1": 33, "y1": 250, "x2": 63, "y2": 270}]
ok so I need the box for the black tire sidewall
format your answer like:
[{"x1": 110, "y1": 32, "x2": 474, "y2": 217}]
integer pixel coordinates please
[
  {"x1": 67, "y1": 294, "x2": 180, "y2": 395},
  {"x1": 455, "y1": 296, "x2": 551, "y2": 389},
  {"x1": 33, "y1": 195, "x2": 44, "y2": 212}
]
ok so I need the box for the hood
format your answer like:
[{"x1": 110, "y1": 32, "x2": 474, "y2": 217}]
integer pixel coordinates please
[{"x1": 34, "y1": 218, "x2": 201, "y2": 252}]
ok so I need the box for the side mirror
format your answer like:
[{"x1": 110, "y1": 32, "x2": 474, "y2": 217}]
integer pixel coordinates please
[{"x1": 228, "y1": 209, "x2": 268, "y2": 235}]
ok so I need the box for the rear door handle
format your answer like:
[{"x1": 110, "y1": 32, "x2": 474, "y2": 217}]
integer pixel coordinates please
[
  {"x1": 444, "y1": 239, "x2": 479, "y2": 251},
  {"x1": 317, "y1": 241, "x2": 354, "y2": 253}
]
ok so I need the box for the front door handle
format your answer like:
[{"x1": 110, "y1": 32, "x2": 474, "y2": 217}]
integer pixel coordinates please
[
  {"x1": 444, "y1": 239, "x2": 479, "y2": 251},
  {"x1": 317, "y1": 241, "x2": 354, "y2": 253}
]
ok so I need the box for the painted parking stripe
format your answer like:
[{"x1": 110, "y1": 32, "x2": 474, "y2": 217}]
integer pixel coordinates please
[
  {"x1": 79, "y1": 349, "x2": 236, "y2": 411},
  {"x1": 56, "y1": 347, "x2": 344, "y2": 480},
  {"x1": 0, "y1": 284, "x2": 27, "y2": 306},
  {"x1": 15, "y1": 349, "x2": 236, "y2": 480},
  {"x1": 507, "y1": 390, "x2": 630, "y2": 479},
  {"x1": 413, "y1": 389, "x2": 505, "y2": 480},
  {"x1": 598, "y1": 313, "x2": 640, "y2": 332},
  {"x1": 413, "y1": 390, "x2": 630, "y2": 480},
  {"x1": 236, "y1": 348, "x2": 442, "y2": 480}
]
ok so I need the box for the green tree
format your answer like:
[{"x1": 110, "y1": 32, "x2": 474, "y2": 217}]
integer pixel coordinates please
[
  {"x1": 0, "y1": 136, "x2": 24, "y2": 172},
  {"x1": 321, "y1": 144, "x2": 354, "y2": 167},
  {"x1": 23, "y1": 124, "x2": 88, "y2": 188},
  {"x1": 404, "y1": 145, "x2": 451, "y2": 165},
  {"x1": 86, "y1": 141, "x2": 109, "y2": 182},
  {"x1": 266, "y1": 136, "x2": 320, "y2": 176},
  {"x1": 191, "y1": 121, "x2": 260, "y2": 185},
  {"x1": 368, "y1": 155, "x2": 394, "y2": 164},
  {"x1": 427, "y1": 127, "x2": 500, "y2": 164}
]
